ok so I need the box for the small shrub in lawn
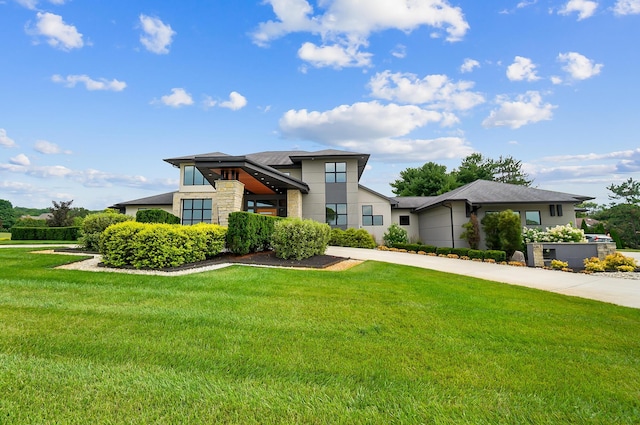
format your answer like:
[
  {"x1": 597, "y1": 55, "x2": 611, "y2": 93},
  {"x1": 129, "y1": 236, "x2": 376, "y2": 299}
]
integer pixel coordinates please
[{"x1": 271, "y1": 218, "x2": 331, "y2": 260}]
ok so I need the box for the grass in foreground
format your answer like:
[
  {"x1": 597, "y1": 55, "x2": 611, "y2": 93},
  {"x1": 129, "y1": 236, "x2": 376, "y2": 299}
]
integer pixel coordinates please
[{"x1": 0, "y1": 248, "x2": 639, "y2": 424}]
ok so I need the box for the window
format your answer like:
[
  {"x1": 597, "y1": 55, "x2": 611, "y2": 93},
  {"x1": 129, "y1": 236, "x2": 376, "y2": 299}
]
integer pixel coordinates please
[
  {"x1": 325, "y1": 162, "x2": 346, "y2": 183},
  {"x1": 183, "y1": 165, "x2": 206, "y2": 186},
  {"x1": 556, "y1": 204, "x2": 563, "y2": 216},
  {"x1": 326, "y1": 203, "x2": 347, "y2": 226},
  {"x1": 182, "y1": 199, "x2": 212, "y2": 225},
  {"x1": 399, "y1": 215, "x2": 410, "y2": 226},
  {"x1": 362, "y1": 205, "x2": 383, "y2": 226},
  {"x1": 525, "y1": 210, "x2": 541, "y2": 226}
]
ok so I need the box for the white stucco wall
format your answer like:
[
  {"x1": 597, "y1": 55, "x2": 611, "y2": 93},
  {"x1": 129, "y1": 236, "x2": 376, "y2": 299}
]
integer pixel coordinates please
[
  {"x1": 390, "y1": 209, "x2": 420, "y2": 242},
  {"x1": 357, "y1": 188, "x2": 392, "y2": 244},
  {"x1": 418, "y1": 202, "x2": 469, "y2": 248}
]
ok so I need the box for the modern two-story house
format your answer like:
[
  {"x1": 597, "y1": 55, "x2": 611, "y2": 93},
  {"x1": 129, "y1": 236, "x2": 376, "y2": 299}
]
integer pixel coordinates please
[{"x1": 112, "y1": 149, "x2": 593, "y2": 248}]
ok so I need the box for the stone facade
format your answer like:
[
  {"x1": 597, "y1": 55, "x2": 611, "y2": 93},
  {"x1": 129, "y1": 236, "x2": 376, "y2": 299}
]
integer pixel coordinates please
[
  {"x1": 527, "y1": 242, "x2": 617, "y2": 269},
  {"x1": 215, "y1": 180, "x2": 245, "y2": 226},
  {"x1": 287, "y1": 189, "x2": 302, "y2": 219}
]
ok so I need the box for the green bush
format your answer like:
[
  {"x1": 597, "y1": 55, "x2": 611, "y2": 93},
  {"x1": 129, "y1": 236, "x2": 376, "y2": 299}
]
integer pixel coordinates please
[
  {"x1": 101, "y1": 222, "x2": 227, "y2": 269},
  {"x1": 436, "y1": 247, "x2": 452, "y2": 256},
  {"x1": 484, "y1": 250, "x2": 507, "y2": 262},
  {"x1": 481, "y1": 210, "x2": 522, "y2": 257},
  {"x1": 329, "y1": 228, "x2": 376, "y2": 249},
  {"x1": 10, "y1": 226, "x2": 79, "y2": 241},
  {"x1": 468, "y1": 249, "x2": 485, "y2": 260},
  {"x1": 383, "y1": 223, "x2": 408, "y2": 246},
  {"x1": 136, "y1": 209, "x2": 180, "y2": 224},
  {"x1": 226, "y1": 212, "x2": 282, "y2": 255},
  {"x1": 451, "y1": 247, "x2": 470, "y2": 257},
  {"x1": 79, "y1": 212, "x2": 134, "y2": 251},
  {"x1": 13, "y1": 217, "x2": 48, "y2": 228},
  {"x1": 271, "y1": 219, "x2": 331, "y2": 260}
]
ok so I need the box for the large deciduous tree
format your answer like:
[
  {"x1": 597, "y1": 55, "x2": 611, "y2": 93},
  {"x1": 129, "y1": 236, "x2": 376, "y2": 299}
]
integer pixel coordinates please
[
  {"x1": 390, "y1": 162, "x2": 458, "y2": 196},
  {"x1": 47, "y1": 200, "x2": 75, "y2": 227},
  {"x1": 0, "y1": 199, "x2": 16, "y2": 229}
]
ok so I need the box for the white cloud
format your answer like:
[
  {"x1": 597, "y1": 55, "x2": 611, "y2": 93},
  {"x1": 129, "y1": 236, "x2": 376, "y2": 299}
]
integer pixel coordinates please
[
  {"x1": 51, "y1": 74, "x2": 127, "y2": 91},
  {"x1": 614, "y1": 0, "x2": 640, "y2": 15},
  {"x1": 460, "y1": 58, "x2": 480, "y2": 73},
  {"x1": 9, "y1": 154, "x2": 30, "y2": 166},
  {"x1": 558, "y1": 0, "x2": 598, "y2": 20},
  {"x1": 297, "y1": 42, "x2": 372, "y2": 68},
  {"x1": 541, "y1": 148, "x2": 640, "y2": 163},
  {"x1": 27, "y1": 12, "x2": 83, "y2": 50},
  {"x1": 391, "y1": 44, "x2": 406, "y2": 59},
  {"x1": 34, "y1": 140, "x2": 71, "y2": 154},
  {"x1": 482, "y1": 91, "x2": 556, "y2": 129},
  {"x1": 506, "y1": 56, "x2": 541, "y2": 81},
  {"x1": 157, "y1": 88, "x2": 193, "y2": 108},
  {"x1": 278, "y1": 100, "x2": 472, "y2": 161},
  {"x1": 253, "y1": 0, "x2": 469, "y2": 68},
  {"x1": 219, "y1": 92, "x2": 248, "y2": 111},
  {"x1": 550, "y1": 75, "x2": 563, "y2": 85},
  {"x1": 202, "y1": 96, "x2": 217, "y2": 109},
  {"x1": 139, "y1": 14, "x2": 175, "y2": 54},
  {"x1": 368, "y1": 71, "x2": 485, "y2": 111},
  {"x1": 0, "y1": 129, "x2": 17, "y2": 148},
  {"x1": 517, "y1": 0, "x2": 538, "y2": 8},
  {"x1": 558, "y1": 52, "x2": 603, "y2": 80},
  {"x1": 15, "y1": 0, "x2": 66, "y2": 9}
]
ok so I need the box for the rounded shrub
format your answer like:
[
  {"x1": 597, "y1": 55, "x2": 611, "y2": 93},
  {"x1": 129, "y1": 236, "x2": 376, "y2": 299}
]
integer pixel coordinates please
[
  {"x1": 80, "y1": 211, "x2": 133, "y2": 251},
  {"x1": 271, "y1": 218, "x2": 331, "y2": 260}
]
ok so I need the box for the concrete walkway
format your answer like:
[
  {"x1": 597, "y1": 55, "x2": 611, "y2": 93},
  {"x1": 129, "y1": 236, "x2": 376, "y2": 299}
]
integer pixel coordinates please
[{"x1": 326, "y1": 246, "x2": 640, "y2": 310}]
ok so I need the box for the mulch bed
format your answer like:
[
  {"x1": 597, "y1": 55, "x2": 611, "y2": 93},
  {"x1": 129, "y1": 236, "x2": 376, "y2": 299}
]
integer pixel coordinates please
[{"x1": 55, "y1": 248, "x2": 346, "y2": 271}]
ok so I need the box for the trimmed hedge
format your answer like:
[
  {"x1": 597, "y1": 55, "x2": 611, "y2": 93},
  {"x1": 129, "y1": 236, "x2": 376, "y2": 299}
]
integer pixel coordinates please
[
  {"x1": 329, "y1": 228, "x2": 376, "y2": 249},
  {"x1": 271, "y1": 218, "x2": 331, "y2": 260},
  {"x1": 136, "y1": 209, "x2": 180, "y2": 224},
  {"x1": 226, "y1": 212, "x2": 282, "y2": 255},
  {"x1": 390, "y1": 243, "x2": 436, "y2": 253},
  {"x1": 11, "y1": 226, "x2": 79, "y2": 241},
  {"x1": 100, "y1": 222, "x2": 226, "y2": 269},
  {"x1": 451, "y1": 247, "x2": 470, "y2": 257},
  {"x1": 80, "y1": 212, "x2": 134, "y2": 251},
  {"x1": 484, "y1": 250, "x2": 507, "y2": 262},
  {"x1": 436, "y1": 247, "x2": 452, "y2": 256},
  {"x1": 468, "y1": 249, "x2": 485, "y2": 260}
]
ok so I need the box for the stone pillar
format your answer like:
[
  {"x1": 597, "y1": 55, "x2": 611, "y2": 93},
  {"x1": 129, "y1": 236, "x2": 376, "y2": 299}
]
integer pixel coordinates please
[
  {"x1": 527, "y1": 243, "x2": 545, "y2": 267},
  {"x1": 287, "y1": 189, "x2": 303, "y2": 218},
  {"x1": 216, "y1": 180, "x2": 245, "y2": 226}
]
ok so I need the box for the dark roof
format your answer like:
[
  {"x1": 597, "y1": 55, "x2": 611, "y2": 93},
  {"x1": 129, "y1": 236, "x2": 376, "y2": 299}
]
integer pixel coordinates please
[
  {"x1": 391, "y1": 196, "x2": 435, "y2": 209},
  {"x1": 413, "y1": 180, "x2": 593, "y2": 212},
  {"x1": 110, "y1": 191, "x2": 176, "y2": 208}
]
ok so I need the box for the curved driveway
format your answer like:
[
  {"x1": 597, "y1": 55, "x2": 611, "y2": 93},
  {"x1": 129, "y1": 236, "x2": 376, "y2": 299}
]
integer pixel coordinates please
[{"x1": 327, "y1": 247, "x2": 640, "y2": 310}]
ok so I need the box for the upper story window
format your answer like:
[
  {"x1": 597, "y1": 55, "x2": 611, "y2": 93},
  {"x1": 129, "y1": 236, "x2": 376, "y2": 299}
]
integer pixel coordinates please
[
  {"x1": 183, "y1": 165, "x2": 206, "y2": 186},
  {"x1": 325, "y1": 162, "x2": 346, "y2": 183}
]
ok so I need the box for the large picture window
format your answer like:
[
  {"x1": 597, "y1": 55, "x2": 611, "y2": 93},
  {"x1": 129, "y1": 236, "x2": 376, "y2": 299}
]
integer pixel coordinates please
[
  {"x1": 362, "y1": 205, "x2": 383, "y2": 226},
  {"x1": 326, "y1": 203, "x2": 347, "y2": 226},
  {"x1": 183, "y1": 165, "x2": 206, "y2": 186},
  {"x1": 325, "y1": 162, "x2": 346, "y2": 183},
  {"x1": 182, "y1": 199, "x2": 212, "y2": 225}
]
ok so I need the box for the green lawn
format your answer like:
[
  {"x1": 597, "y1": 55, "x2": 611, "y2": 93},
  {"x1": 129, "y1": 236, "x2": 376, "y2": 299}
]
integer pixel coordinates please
[
  {"x1": 1, "y1": 248, "x2": 639, "y2": 424},
  {"x1": 0, "y1": 232, "x2": 10, "y2": 240}
]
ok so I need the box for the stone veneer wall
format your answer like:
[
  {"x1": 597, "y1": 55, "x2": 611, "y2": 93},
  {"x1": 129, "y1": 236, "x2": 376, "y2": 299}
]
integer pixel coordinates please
[
  {"x1": 287, "y1": 189, "x2": 302, "y2": 219},
  {"x1": 527, "y1": 242, "x2": 616, "y2": 269},
  {"x1": 215, "y1": 180, "x2": 245, "y2": 226}
]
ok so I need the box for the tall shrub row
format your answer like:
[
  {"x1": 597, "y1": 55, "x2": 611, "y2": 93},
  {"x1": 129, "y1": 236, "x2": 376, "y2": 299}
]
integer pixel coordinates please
[
  {"x1": 226, "y1": 211, "x2": 282, "y2": 255},
  {"x1": 101, "y1": 222, "x2": 226, "y2": 269},
  {"x1": 11, "y1": 226, "x2": 80, "y2": 241},
  {"x1": 80, "y1": 211, "x2": 134, "y2": 250}
]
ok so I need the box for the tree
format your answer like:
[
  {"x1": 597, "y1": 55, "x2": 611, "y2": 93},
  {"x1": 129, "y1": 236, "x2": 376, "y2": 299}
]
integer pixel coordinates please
[
  {"x1": 492, "y1": 155, "x2": 532, "y2": 186},
  {"x1": 454, "y1": 153, "x2": 496, "y2": 185},
  {"x1": 390, "y1": 162, "x2": 459, "y2": 196},
  {"x1": 0, "y1": 199, "x2": 16, "y2": 230},
  {"x1": 460, "y1": 213, "x2": 480, "y2": 249},
  {"x1": 607, "y1": 177, "x2": 640, "y2": 205},
  {"x1": 47, "y1": 200, "x2": 75, "y2": 227},
  {"x1": 575, "y1": 201, "x2": 601, "y2": 217},
  {"x1": 481, "y1": 210, "x2": 522, "y2": 256}
]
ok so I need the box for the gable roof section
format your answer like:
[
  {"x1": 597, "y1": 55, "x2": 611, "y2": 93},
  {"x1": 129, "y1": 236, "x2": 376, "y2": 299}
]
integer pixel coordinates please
[{"x1": 413, "y1": 180, "x2": 593, "y2": 212}]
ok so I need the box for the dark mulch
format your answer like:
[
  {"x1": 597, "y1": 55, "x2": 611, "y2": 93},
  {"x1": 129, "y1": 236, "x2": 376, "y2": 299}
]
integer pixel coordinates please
[{"x1": 55, "y1": 248, "x2": 346, "y2": 272}]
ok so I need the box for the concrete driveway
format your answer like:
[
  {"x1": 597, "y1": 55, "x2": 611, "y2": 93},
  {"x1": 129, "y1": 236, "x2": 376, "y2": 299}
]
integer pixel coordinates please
[{"x1": 327, "y1": 246, "x2": 640, "y2": 310}]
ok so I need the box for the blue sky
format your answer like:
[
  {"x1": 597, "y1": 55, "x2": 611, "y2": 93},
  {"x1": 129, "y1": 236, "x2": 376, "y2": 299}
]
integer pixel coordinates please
[{"x1": 1, "y1": 0, "x2": 639, "y2": 210}]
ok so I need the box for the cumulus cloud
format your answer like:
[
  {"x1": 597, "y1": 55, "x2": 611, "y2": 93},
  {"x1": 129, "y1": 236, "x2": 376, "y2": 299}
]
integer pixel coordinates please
[
  {"x1": 368, "y1": 71, "x2": 485, "y2": 111},
  {"x1": 0, "y1": 129, "x2": 17, "y2": 148},
  {"x1": 9, "y1": 154, "x2": 30, "y2": 166},
  {"x1": 253, "y1": 0, "x2": 469, "y2": 68},
  {"x1": 15, "y1": 0, "x2": 67, "y2": 10},
  {"x1": 558, "y1": 52, "x2": 603, "y2": 80},
  {"x1": 26, "y1": 12, "x2": 83, "y2": 50},
  {"x1": 482, "y1": 91, "x2": 556, "y2": 129},
  {"x1": 278, "y1": 101, "x2": 473, "y2": 161},
  {"x1": 391, "y1": 44, "x2": 406, "y2": 59},
  {"x1": 460, "y1": 58, "x2": 480, "y2": 73},
  {"x1": 614, "y1": 0, "x2": 640, "y2": 15},
  {"x1": 558, "y1": 0, "x2": 598, "y2": 20},
  {"x1": 34, "y1": 140, "x2": 71, "y2": 154},
  {"x1": 51, "y1": 74, "x2": 127, "y2": 91},
  {"x1": 219, "y1": 91, "x2": 248, "y2": 111},
  {"x1": 139, "y1": 14, "x2": 175, "y2": 54},
  {"x1": 506, "y1": 56, "x2": 541, "y2": 81},
  {"x1": 156, "y1": 88, "x2": 193, "y2": 108},
  {"x1": 298, "y1": 42, "x2": 372, "y2": 68}
]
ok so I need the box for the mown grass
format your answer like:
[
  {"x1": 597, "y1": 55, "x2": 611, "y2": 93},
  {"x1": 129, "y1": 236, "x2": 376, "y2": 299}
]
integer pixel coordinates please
[{"x1": 1, "y1": 247, "x2": 639, "y2": 424}]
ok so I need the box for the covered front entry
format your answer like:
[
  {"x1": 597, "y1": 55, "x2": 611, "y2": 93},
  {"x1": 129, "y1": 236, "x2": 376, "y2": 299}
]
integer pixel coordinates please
[{"x1": 245, "y1": 195, "x2": 287, "y2": 217}]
